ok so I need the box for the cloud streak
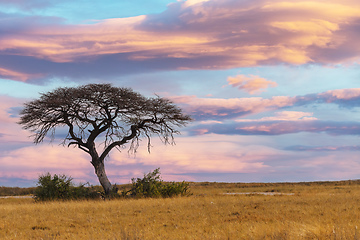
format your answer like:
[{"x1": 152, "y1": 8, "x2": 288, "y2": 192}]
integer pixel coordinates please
[
  {"x1": 285, "y1": 145, "x2": 360, "y2": 152},
  {"x1": 189, "y1": 119, "x2": 360, "y2": 136}
]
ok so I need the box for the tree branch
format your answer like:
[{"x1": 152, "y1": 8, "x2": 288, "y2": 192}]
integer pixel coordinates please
[
  {"x1": 63, "y1": 113, "x2": 86, "y2": 147},
  {"x1": 68, "y1": 142, "x2": 90, "y2": 154}
]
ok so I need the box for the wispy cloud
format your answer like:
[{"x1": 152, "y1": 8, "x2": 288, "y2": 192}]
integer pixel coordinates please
[
  {"x1": 236, "y1": 111, "x2": 317, "y2": 122},
  {"x1": 235, "y1": 121, "x2": 360, "y2": 136},
  {"x1": 227, "y1": 74, "x2": 277, "y2": 94},
  {"x1": 171, "y1": 95, "x2": 295, "y2": 120}
]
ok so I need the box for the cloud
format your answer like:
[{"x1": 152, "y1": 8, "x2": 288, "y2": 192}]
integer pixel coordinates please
[
  {"x1": 0, "y1": 144, "x2": 93, "y2": 183},
  {"x1": 171, "y1": 95, "x2": 295, "y2": 120},
  {"x1": 317, "y1": 89, "x2": 360, "y2": 107},
  {"x1": 235, "y1": 121, "x2": 360, "y2": 136},
  {"x1": 0, "y1": 95, "x2": 43, "y2": 159},
  {"x1": 172, "y1": 88, "x2": 360, "y2": 120},
  {"x1": 320, "y1": 88, "x2": 360, "y2": 100},
  {"x1": 285, "y1": 145, "x2": 360, "y2": 151},
  {"x1": 1, "y1": 0, "x2": 360, "y2": 81},
  {"x1": 0, "y1": 67, "x2": 44, "y2": 82},
  {"x1": 189, "y1": 119, "x2": 360, "y2": 136},
  {"x1": 0, "y1": 132, "x2": 279, "y2": 185},
  {"x1": 108, "y1": 135, "x2": 360, "y2": 183},
  {"x1": 107, "y1": 135, "x2": 277, "y2": 176},
  {"x1": 0, "y1": 95, "x2": 28, "y2": 135},
  {"x1": 227, "y1": 74, "x2": 277, "y2": 94},
  {"x1": 236, "y1": 111, "x2": 317, "y2": 122},
  {"x1": 181, "y1": 91, "x2": 360, "y2": 136},
  {"x1": 0, "y1": 96, "x2": 90, "y2": 184}
]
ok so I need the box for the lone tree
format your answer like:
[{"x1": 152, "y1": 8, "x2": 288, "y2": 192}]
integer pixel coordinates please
[{"x1": 18, "y1": 83, "x2": 191, "y2": 195}]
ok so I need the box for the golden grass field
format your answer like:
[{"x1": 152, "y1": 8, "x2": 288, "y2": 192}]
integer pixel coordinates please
[{"x1": 1, "y1": 181, "x2": 360, "y2": 239}]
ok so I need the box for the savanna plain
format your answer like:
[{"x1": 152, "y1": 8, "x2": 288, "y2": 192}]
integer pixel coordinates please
[{"x1": 1, "y1": 181, "x2": 360, "y2": 239}]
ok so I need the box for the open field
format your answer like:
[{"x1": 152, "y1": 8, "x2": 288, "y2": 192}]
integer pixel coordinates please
[{"x1": 1, "y1": 181, "x2": 360, "y2": 239}]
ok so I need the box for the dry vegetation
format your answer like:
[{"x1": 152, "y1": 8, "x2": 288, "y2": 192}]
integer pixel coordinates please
[{"x1": 1, "y1": 181, "x2": 360, "y2": 239}]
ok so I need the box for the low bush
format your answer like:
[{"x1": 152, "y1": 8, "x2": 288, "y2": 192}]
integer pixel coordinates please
[
  {"x1": 160, "y1": 181, "x2": 190, "y2": 198},
  {"x1": 122, "y1": 168, "x2": 190, "y2": 198},
  {"x1": 34, "y1": 173, "x2": 100, "y2": 201}
]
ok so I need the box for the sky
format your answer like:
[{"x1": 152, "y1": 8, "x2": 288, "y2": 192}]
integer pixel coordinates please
[{"x1": 1, "y1": 0, "x2": 360, "y2": 187}]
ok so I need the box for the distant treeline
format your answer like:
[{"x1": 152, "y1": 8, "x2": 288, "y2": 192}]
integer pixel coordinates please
[
  {"x1": 2, "y1": 179, "x2": 360, "y2": 196},
  {"x1": 0, "y1": 187, "x2": 36, "y2": 196},
  {"x1": 194, "y1": 179, "x2": 360, "y2": 188}
]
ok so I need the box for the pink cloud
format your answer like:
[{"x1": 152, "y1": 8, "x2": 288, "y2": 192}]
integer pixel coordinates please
[
  {"x1": 0, "y1": 145, "x2": 90, "y2": 178},
  {"x1": 0, "y1": 132, "x2": 279, "y2": 185},
  {"x1": 5, "y1": 145, "x2": 88, "y2": 169},
  {"x1": 319, "y1": 88, "x2": 360, "y2": 101},
  {"x1": 104, "y1": 135, "x2": 360, "y2": 183},
  {"x1": 0, "y1": 67, "x2": 44, "y2": 82},
  {"x1": 3, "y1": 133, "x2": 360, "y2": 185},
  {"x1": 0, "y1": 95, "x2": 31, "y2": 143},
  {"x1": 107, "y1": 135, "x2": 276, "y2": 175},
  {"x1": 227, "y1": 74, "x2": 277, "y2": 94},
  {"x1": 295, "y1": 88, "x2": 360, "y2": 108}
]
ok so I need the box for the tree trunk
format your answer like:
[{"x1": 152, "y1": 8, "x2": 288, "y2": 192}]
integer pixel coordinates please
[
  {"x1": 88, "y1": 142, "x2": 114, "y2": 196},
  {"x1": 92, "y1": 160, "x2": 112, "y2": 195}
]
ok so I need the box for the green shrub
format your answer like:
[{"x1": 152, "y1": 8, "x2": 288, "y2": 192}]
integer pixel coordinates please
[
  {"x1": 122, "y1": 168, "x2": 190, "y2": 198},
  {"x1": 34, "y1": 173, "x2": 72, "y2": 201},
  {"x1": 160, "y1": 181, "x2": 190, "y2": 198},
  {"x1": 34, "y1": 173, "x2": 100, "y2": 201}
]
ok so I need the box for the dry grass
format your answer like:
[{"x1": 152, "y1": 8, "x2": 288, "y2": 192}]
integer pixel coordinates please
[{"x1": 1, "y1": 181, "x2": 360, "y2": 239}]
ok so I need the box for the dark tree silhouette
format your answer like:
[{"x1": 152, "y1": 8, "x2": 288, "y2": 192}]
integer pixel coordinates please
[{"x1": 18, "y1": 84, "x2": 191, "y2": 195}]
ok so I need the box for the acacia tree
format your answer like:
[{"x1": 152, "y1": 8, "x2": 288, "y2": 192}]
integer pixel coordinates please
[{"x1": 18, "y1": 83, "x2": 191, "y2": 195}]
